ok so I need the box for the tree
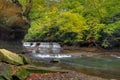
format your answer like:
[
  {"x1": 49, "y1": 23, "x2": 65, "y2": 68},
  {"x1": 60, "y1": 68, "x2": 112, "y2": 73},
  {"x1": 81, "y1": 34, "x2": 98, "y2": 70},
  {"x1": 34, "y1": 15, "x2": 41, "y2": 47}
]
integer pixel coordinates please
[{"x1": 24, "y1": 0, "x2": 120, "y2": 48}]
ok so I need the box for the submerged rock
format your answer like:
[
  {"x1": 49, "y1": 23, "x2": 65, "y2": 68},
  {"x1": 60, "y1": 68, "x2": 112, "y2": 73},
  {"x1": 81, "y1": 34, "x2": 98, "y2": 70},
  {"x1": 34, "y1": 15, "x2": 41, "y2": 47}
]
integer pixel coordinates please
[
  {"x1": 50, "y1": 58, "x2": 60, "y2": 63},
  {"x1": 0, "y1": 49, "x2": 24, "y2": 65}
]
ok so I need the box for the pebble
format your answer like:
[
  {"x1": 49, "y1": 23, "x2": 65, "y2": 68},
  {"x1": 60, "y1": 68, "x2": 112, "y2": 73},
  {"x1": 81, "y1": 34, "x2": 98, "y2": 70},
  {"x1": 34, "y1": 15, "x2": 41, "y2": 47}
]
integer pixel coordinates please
[{"x1": 26, "y1": 71, "x2": 108, "y2": 80}]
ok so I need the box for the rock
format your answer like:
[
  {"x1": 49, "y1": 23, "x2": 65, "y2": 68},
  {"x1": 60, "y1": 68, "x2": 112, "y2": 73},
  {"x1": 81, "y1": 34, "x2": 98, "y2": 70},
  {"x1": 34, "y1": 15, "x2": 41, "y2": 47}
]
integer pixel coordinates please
[
  {"x1": 50, "y1": 58, "x2": 60, "y2": 63},
  {"x1": 0, "y1": 49, "x2": 24, "y2": 65},
  {"x1": 0, "y1": 63, "x2": 12, "y2": 80},
  {"x1": 19, "y1": 54, "x2": 31, "y2": 64},
  {"x1": 12, "y1": 68, "x2": 30, "y2": 80},
  {"x1": 0, "y1": 0, "x2": 30, "y2": 40}
]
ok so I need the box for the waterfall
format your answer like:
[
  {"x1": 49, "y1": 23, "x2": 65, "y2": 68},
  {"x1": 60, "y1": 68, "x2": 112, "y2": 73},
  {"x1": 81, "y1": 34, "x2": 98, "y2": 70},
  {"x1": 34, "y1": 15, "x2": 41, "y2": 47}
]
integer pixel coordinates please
[{"x1": 23, "y1": 42, "x2": 72, "y2": 58}]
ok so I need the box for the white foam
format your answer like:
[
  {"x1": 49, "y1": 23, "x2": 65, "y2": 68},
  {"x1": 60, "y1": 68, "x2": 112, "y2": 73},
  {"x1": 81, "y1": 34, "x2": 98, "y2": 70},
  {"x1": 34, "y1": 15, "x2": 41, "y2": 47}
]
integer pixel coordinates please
[
  {"x1": 111, "y1": 55, "x2": 120, "y2": 58},
  {"x1": 34, "y1": 54, "x2": 72, "y2": 58}
]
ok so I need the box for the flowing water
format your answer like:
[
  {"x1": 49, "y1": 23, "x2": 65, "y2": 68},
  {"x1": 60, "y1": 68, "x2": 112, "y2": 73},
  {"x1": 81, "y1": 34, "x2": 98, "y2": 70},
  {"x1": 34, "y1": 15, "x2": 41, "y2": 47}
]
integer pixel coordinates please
[
  {"x1": 23, "y1": 42, "x2": 72, "y2": 58},
  {"x1": 60, "y1": 57, "x2": 120, "y2": 79},
  {"x1": 23, "y1": 42, "x2": 120, "y2": 79}
]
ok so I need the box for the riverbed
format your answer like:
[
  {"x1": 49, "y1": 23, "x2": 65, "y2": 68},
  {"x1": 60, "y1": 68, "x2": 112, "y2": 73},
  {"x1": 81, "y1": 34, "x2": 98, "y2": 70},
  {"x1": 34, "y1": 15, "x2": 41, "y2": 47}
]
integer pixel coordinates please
[{"x1": 25, "y1": 48, "x2": 120, "y2": 80}]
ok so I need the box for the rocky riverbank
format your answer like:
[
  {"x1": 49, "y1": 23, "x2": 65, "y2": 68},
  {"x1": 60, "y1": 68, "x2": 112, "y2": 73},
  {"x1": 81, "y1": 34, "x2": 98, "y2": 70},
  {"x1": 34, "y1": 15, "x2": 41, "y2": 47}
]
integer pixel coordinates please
[
  {"x1": 0, "y1": 49, "x2": 119, "y2": 80},
  {"x1": 27, "y1": 71, "x2": 108, "y2": 80}
]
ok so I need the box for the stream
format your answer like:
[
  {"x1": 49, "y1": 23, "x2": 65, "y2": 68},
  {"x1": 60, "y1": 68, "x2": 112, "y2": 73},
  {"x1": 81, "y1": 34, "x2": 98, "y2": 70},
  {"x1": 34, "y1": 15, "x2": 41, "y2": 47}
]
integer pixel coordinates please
[{"x1": 23, "y1": 42, "x2": 120, "y2": 79}]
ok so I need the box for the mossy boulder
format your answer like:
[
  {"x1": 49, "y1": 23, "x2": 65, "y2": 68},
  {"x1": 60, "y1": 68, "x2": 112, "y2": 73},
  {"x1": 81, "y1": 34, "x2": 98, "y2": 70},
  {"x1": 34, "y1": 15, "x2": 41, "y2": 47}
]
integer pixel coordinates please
[
  {"x1": 12, "y1": 68, "x2": 30, "y2": 80},
  {"x1": 0, "y1": 63, "x2": 12, "y2": 80},
  {"x1": 0, "y1": 49, "x2": 24, "y2": 65},
  {"x1": 19, "y1": 54, "x2": 31, "y2": 64}
]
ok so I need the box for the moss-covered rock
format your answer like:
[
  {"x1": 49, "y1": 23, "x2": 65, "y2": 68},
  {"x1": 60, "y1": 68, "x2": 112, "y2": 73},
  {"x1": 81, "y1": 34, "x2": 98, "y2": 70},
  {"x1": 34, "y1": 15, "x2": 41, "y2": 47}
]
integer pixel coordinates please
[
  {"x1": 19, "y1": 54, "x2": 31, "y2": 64},
  {"x1": 12, "y1": 68, "x2": 30, "y2": 80},
  {"x1": 0, "y1": 63, "x2": 12, "y2": 80},
  {"x1": 0, "y1": 49, "x2": 24, "y2": 65}
]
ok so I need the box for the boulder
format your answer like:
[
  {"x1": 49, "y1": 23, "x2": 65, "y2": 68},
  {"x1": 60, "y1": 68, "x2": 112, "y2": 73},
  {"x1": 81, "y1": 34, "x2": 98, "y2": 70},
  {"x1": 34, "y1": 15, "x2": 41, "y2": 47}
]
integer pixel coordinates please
[
  {"x1": 0, "y1": 49, "x2": 24, "y2": 65},
  {"x1": 19, "y1": 54, "x2": 31, "y2": 64},
  {"x1": 50, "y1": 58, "x2": 60, "y2": 63}
]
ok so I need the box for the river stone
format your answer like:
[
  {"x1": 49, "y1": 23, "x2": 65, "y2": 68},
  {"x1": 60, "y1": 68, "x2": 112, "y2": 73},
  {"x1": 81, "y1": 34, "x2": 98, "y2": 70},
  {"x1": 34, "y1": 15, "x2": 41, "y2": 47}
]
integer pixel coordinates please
[
  {"x1": 50, "y1": 58, "x2": 60, "y2": 63},
  {"x1": 12, "y1": 68, "x2": 30, "y2": 80},
  {"x1": 0, "y1": 49, "x2": 24, "y2": 65},
  {"x1": 0, "y1": 63, "x2": 12, "y2": 80}
]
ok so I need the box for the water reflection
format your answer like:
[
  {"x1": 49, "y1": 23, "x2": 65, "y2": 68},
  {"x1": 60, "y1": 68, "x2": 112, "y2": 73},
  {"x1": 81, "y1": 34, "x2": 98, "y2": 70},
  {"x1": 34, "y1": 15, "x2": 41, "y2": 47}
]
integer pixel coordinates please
[
  {"x1": 23, "y1": 42, "x2": 120, "y2": 79},
  {"x1": 60, "y1": 57, "x2": 120, "y2": 79}
]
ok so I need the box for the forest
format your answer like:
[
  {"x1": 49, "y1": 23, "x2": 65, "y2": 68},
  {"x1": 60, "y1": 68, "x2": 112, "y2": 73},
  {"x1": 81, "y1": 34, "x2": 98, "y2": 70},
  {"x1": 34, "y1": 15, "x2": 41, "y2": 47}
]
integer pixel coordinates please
[
  {"x1": 0, "y1": 0, "x2": 120, "y2": 80},
  {"x1": 1, "y1": 0, "x2": 120, "y2": 48},
  {"x1": 25, "y1": 0, "x2": 120, "y2": 48}
]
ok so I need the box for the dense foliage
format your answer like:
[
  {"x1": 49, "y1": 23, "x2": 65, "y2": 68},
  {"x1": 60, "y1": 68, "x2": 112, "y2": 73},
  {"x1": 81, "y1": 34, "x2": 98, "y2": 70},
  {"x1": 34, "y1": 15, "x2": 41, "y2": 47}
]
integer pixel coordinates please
[{"x1": 22, "y1": 0, "x2": 120, "y2": 48}]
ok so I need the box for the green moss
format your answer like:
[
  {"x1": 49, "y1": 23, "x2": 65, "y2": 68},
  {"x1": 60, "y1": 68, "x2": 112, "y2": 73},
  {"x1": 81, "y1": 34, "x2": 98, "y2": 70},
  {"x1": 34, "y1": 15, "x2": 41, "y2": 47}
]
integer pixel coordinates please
[
  {"x1": 26, "y1": 67, "x2": 67, "y2": 73},
  {"x1": 0, "y1": 77, "x2": 4, "y2": 80},
  {"x1": 0, "y1": 63, "x2": 12, "y2": 80},
  {"x1": 0, "y1": 49, "x2": 24, "y2": 65},
  {"x1": 19, "y1": 54, "x2": 31, "y2": 64},
  {"x1": 12, "y1": 68, "x2": 30, "y2": 80}
]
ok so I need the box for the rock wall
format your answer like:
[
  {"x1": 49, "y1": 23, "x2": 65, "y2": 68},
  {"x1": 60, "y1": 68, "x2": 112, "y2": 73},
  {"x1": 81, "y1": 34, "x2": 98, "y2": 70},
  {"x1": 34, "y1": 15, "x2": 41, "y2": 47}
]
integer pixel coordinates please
[{"x1": 0, "y1": 0, "x2": 29, "y2": 40}]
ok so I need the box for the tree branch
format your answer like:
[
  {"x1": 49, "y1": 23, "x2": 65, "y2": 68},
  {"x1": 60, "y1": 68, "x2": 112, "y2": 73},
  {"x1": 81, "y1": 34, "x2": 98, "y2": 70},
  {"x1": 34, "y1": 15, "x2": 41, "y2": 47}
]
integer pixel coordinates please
[
  {"x1": 23, "y1": 0, "x2": 32, "y2": 18},
  {"x1": 11, "y1": 0, "x2": 22, "y2": 8}
]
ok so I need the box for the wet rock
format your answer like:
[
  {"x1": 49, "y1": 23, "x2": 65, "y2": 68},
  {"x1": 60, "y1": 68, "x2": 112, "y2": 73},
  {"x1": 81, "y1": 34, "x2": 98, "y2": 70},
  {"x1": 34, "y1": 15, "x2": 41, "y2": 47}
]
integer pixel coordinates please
[
  {"x1": 50, "y1": 58, "x2": 60, "y2": 63},
  {"x1": 0, "y1": 49, "x2": 24, "y2": 65}
]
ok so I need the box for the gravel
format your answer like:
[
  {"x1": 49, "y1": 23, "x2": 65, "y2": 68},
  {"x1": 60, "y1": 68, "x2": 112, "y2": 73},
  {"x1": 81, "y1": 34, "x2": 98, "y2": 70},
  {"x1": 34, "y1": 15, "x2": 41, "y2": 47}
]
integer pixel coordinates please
[{"x1": 26, "y1": 71, "x2": 108, "y2": 80}]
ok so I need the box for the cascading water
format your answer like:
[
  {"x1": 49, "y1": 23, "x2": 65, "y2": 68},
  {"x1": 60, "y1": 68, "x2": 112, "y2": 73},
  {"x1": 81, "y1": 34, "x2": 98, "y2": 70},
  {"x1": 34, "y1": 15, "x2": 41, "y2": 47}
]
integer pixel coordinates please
[
  {"x1": 23, "y1": 42, "x2": 72, "y2": 58},
  {"x1": 34, "y1": 54, "x2": 72, "y2": 58},
  {"x1": 23, "y1": 42, "x2": 120, "y2": 79}
]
